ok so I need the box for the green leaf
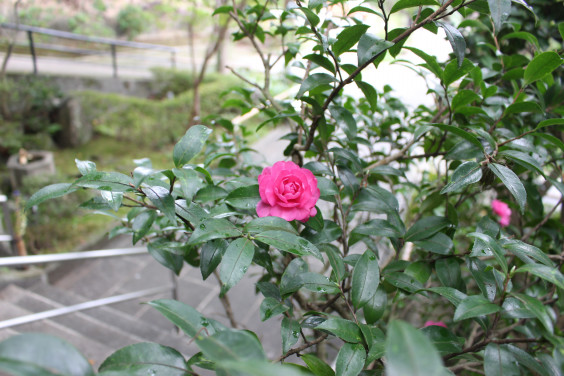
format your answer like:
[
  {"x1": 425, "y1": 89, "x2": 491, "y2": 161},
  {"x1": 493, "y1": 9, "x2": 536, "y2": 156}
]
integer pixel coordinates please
[
  {"x1": 466, "y1": 257, "x2": 497, "y2": 301},
  {"x1": 420, "y1": 326, "x2": 463, "y2": 356},
  {"x1": 187, "y1": 218, "x2": 242, "y2": 245},
  {"x1": 515, "y1": 264, "x2": 564, "y2": 290},
  {"x1": 430, "y1": 123, "x2": 483, "y2": 150},
  {"x1": 301, "y1": 272, "x2": 341, "y2": 294},
  {"x1": 441, "y1": 161, "x2": 482, "y2": 194},
  {"x1": 219, "y1": 238, "x2": 255, "y2": 295},
  {"x1": 405, "y1": 47, "x2": 443, "y2": 80},
  {"x1": 435, "y1": 258, "x2": 463, "y2": 289},
  {"x1": 320, "y1": 244, "x2": 345, "y2": 282},
  {"x1": 304, "y1": 54, "x2": 336, "y2": 74},
  {"x1": 356, "y1": 81, "x2": 378, "y2": 111},
  {"x1": 405, "y1": 216, "x2": 450, "y2": 242},
  {"x1": 317, "y1": 176, "x2": 339, "y2": 197},
  {"x1": 384, "y1": 272, "x2": 424, "y2": 294},
  {"x1": 316, "y1": 317, "x2": 363, "y2": 343},
  {"x1": 131, "y1": 211, "x2": 156, "y2": 244},
  {"x1": 333, "y1": 24, "x2": 370, "y2": 57},
  {"x1": 297, "y1": 73, "x2": 337, "y2": 98},
  {"x1": 468, "y1": 232, "x2": 508, "y2": 274},
  {"x1": 26, "y1": 183, "x2": 77, "y2": 209},
  {"x1": 218, "y1": 360, "x2": 312, "y2": 376},
  {"x1": 173, "y1": 168, "x2": 202, "y2": 201},
  {"x1": 225, "y1": 185, "x2": 261, "y2": 210},
  {"x1": 452, "y1": 90, "x2": 482, "y2": 110},
  {"x1": 405, "y1": 261, "x2": 432, "y2": 285},
  {"x1": 535, "y1": 118, "x2": 564, "y2": 130},
  {"x1": 100, "y1": 191, "x2": 122, "y2": 212},
  {"x1": 280, "y1": 258, "x2": 308, "y2": 297},
  {"x1": 142, "y1": 186, "x2": 176, "y2": 223},
  {"x1": 194, "y1": 185, "x2": 228, "y2": 202},
  {"x1": 351, "y1": 249, "x2": 380, "y2": 309},
  {"x1": 99, "y1": 342, "x2": 187, "y2": 375},
  {"x1": 524, "y1": 51, "x2": 562, "y2": 85},
  {"x1": 244, "y1": 216, "x2": 298, "y2": 235},
  {"x1": 484, "y1": 343, "x2": 520, "y2": 376},
  {"x1": 299, "y1": 6, "x2": 320, "y2": 26},
  {"x1": 351, "y1": 219, "x2": 404, "y2": 240},
  {"x1": 505, "y1": 344, "x2": 550, "y2": 376},
  {"x1": 505, "y1": 101, "x2": 543, "y2": 114},
  {"x1": 281, "y1": 317, "x2": 301, "y2": 354},
  {"x1": 74, "y1": 172, "x2": 134, "y2": 192},
  {"x1": 511, "y1": 293, "x2": 553, "y2": 333},
  {"x1": 0, "y1": 333, "x2": 94, "y2": 376},
  {"x1": 559, "y1": 21, "x2": 564, "y2": 40},
  {"x1": 197, "y1": 329, "x2": 266, "y2": 363},
  {"x1": 147, "y1": 241, "x2": 184, "y2": 275},
  {"x1": 390, "y1": 0, "x2": 439, "y2": 14},
  {"x1": 487, "y1": 0, "x2": 511, "y2": 32},
  {"x1": 501, "y1": 239, "x2": 554, "y2": 267},
  {"x1": 357, "y1": 34, "x2": 393, "y2": 66},
  {"x1": 260, "y1": 297, "x2": 289, "y2": 321},
  {"x1": 173, "y1": 125, "x2": 212, "y2": 168},
  {"x1": 454, "y1": 295, "x2": 500, "y2": 321},
  {"x1": 352, "y1": 186, "x2": 399, "y2": 213},
  {"x1": 302, "y1": 353, "x2": 335, "y2": 376},
  {"x1": 363, "y1": 287, "x2": 387, "y2": 324},
  {"x1": 212, "y1": 5, "x2": 233, "y2": 15},
  {"x1": 443, "y1": 59, "x2": 475, "y2": 87},
  {"x1": 329, "y1": 105, "x2": 357, "y2": 140},
  {"x1": 436, "y1": 22, "x2": 466, "y2": 68},
  {"x1": 501, "y1": 31, "x2": 540, "y2": 49},
  {"x1": 385, "y1": 320, "x2": 445, "y2": 376},
  {"x1": 488, "y1": 163, "x2": 527, "y2": 213},
  {"x1": 200, "y1": 239, "x2": 228, "y2": 280},
  {"x1": 499, "y1": 150, "x2": 545, "y2": 177},
  {"x1": 254, "y1": 230, "x2": 323, "y2": 260},
  {"x1": 335, "y1": 342, "x2": 366, "y2": 376},
  {"x1": 75, "y1": 158, "x2": 96, "y2": 175},
  {"x1": 426, "y1": 287, "x2": 467, "y2": 306}
]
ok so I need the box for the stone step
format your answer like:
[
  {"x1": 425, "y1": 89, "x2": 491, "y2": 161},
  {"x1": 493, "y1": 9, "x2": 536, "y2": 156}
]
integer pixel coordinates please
[
  {"x1": 29, "y1": 282, "x2": 194, "y2": 353},
  {"x1": 0, "y1": 298, "x2": 112, "y2": 367},
  {"x1": 0, "y1": 284, "x2": 152, "y2": 352}
]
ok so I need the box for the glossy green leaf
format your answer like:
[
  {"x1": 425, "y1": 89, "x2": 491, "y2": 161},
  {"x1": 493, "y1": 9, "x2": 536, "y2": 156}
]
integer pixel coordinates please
[
  {"x1": 299, "y1": 7, "x2": 320, "y2": 26},
  {"x1": 254, "y1": 230, "x2": 323, "y2": 260},
  {"x1": 317, "y1": 176, "x2": 339, "y2": 197},
  {"x1": 452, "y1": 90, "x2": 482, "y2": 110},
  {"x1": 488, "y1": 163, "x2": 527, "y2": 213},
  {"x1": 244, "y1": 216, "x2": 298, "y2": 235},
  {"x1": 297, "y1": 73, "x2": 337, "y2": 98},
  {"x1": 505, "y1": 101, "x2": 543, "y2": 114},
  {"x1": 75, "y1": 158, "x2": 96, "y2": 175},
  {"x1": 511, "y1": 293, "x2": 553, "y2": 333},
  {"x1": 501, "y1": 239, "x2": 554, "y2": 267},
  {"x1": 197, "y1": 329, "x2": 266, "y2": 363},
  {"x1": 405, "y1": 216, "x2": 450, "y2": 242},
  {"x1": 316, "y1": 317, "x2": 363, "y2": 343},
  {"x1": 352, "y1": 186, "x2": 399, "y2": 213},
  {"x1": 301, "y1": 272, "x2": 341, "y2": 294},
  {"x1": 420, "y1": 326, "x2": 463, "y2": 356},
  {"x1": 405, "y1": 47, "x2": 443, "y2": 80},
  {"x1": 487, "y1": 0, "x2": 511, "y2": 32},
  {"x1": 260, "y1": 297, "x2": 289, "y2": 321},
  {"x1": 329, "y1": 105, "x2": 357, "y2": 140},
  {"x1": 443, "y1": 59, "x2": 475, "y2": 86},
  {"x1": 505, "y1": 344, "x2": 550, "y2": 376},
  {"x1": 302, "y1": 353, "x2": 335, "y2": 376},
  {"x1": 468, "y1": 232, "x2": 508, "y2": 274},
  {"x1": 363, "y1": 287, "x2": 387, "y2": 324},
  {"x1": 304, "y1": 54, "x2": 336, "y2": 74},
  {"x1": 351, "y1": 249, "x2": 380, "y2": 309},
  {"x1": 426, "y1": 287, "x2": 467, "y2": 306},
  {"x1": 281, "y1": 317, "x2": 301, "y2": 354},
  {"x1": 187, "y1": 218, "x2": 242, "y2": 245},
  {"x1": 333, "y1": 24, "x2": 370, "y2": 57},
  {"x1": 147, "y1": 241, "x2": 184, "y2": 275},
  {"x1": 131, "y1": 211, "x2": 156, "y2": 244},
  {"x1": 501, "y1": 31, "x2": 539, "y2": 48},
  {"x1": 484, "y1": 343, "x2": 520, "y2": 376},
  {"x1": 500, "y1": 150, "x2": 545, "y2": 177},
  {"x1": 435, "y1": 258, "x2": 463, "y2": 289},
  {"x1": 535, "y1": 118, "x2": 564, "y2": 130},
  {"x1": 320, "y1": 244, "x2": 346, "y2": 282},
  {"x1": 466, "y1": 257, "x2": 497, "y2": 301},
  {"x1": 357, "y1": 34, "x2": 393, "y2": 66},
  {"x1": 390, "y1": 0, "x2": 439, "y2": 14},
  {"x1": 225, "y1": 185, "x2": 261, "y2": 210},
  {"x1": 173, "y1": 125, "x2": 212, "y2": 168},
  {"x1": 385, "y1": 320, "x2": 445, "y2": 376},
  {"x1": 441, "y1": 161, "x2": 482, "y2": 194},
  {"x1": 436, "y1": 22, "x2": 466, "y2": 68},
  {"x1": 454, "y1": 295, "x2": 500, "y2": 321},
  {"x1": 74, "y1": 172, "x2": 134, "y2": 192},
  {"x1": 26, "y1": 183, "x2": 77, "y2": 209},
  {"x1": 351, "y1": 219, "x2": 404, "y2": 240},
  {"x1": 99, "y1": 342, "x2": 187, "y2": 375},
  {"x1": 384, "y1": 272, "x2": 424, "y2": 294},
  {"x1": 430, "y1": 123, "x2": 483, "y2": 150},
  {"x1": 142, "y1": 185, "x2": 176, "y2": 223},
  {"x1": 356, "y1": 81, "x2": 378, "y2": 111},
  {"x1": 200, "y1": 239, "x2": 228, "y2": 280},
  {"x1": 335, "y1": 342, "x2": 366, "y2": 376},
  {"x1": 0, "y1": 333, "x2": 94, "y2": 376},
  {"x1": 173, "y1": 168, "x2": 202, "y2": 201},
  {"x1": 100, "y1": 191, "x2": 122, "y2": 212},
  {"x1": 218, "y1": 360, "x2": 313, "y2": 376},
  {"x1": 219, "y1": 238, "x2": 255, "y2": 295},
  {"x1": 414, "y1": 232, "x2": 454, "y2": 255},
  {"x1": 524, "y1": 51, "x2": 562, "y2": 85},
  {"x1": 515, "y1": 264, "x2": 564, "y2": 290},
  {"x1": 194, "y1": 185, "x2": 228, "y2": 202},
  {"x1": 280, "y1": 258, "x2": 308, "y2": 297}
]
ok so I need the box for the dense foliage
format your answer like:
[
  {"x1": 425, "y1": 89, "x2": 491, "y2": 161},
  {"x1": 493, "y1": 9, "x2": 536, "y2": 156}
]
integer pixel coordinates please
[{"x1": 2, "y1": 0, "x2": 564, "y2": 375}]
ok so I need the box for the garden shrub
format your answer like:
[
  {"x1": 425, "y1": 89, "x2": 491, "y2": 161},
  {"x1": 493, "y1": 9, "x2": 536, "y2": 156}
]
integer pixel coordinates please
[
  {"x1": 2, "y1": 0, "x2": 564, "y2": 375},
  {"x1": 116, "y1": 4, "x2": 154, "y2": 40}
]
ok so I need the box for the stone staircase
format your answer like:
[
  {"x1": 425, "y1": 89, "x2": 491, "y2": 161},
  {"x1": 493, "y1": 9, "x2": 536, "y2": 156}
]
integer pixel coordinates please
[{"x1": 0, "y1": 237, "x2": 283, "y2": 372}]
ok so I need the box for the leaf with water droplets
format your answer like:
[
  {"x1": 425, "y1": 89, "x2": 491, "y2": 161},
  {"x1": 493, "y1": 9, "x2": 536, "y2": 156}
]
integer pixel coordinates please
[
  {"x1": 316, "y1": 317, "x2": 363, "y2": 343},
  {"x1": 351, "y1": 249, "x2": 380, "y2": 309},
  {"x1": 281, "y1": 317, "x2": 301, "y2": 354},
  {"x1": 301, "y1": 272, "x2": 341, "y2": 294},
  {"x1": 254, "y1": 231, "x2": 323, "y2": 261},
  {"x1": 225, "y1": 185, "x2": 261, "y2": 210},
  {"x1": 219, "y1": 238, "x2": 255, "y2": 296}
]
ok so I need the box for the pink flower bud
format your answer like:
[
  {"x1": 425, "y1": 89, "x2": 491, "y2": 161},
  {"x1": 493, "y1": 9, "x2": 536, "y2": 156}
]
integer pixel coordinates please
[
  {"x1": 492, "y1": 199, "x2": 512, "y2": 227},
  {"x1": 423, "y1": 321, "x2": 447, "y2": 328}
]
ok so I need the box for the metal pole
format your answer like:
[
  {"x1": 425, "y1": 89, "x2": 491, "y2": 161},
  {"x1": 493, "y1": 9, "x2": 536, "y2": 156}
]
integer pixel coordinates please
[
  {"x1": 26, "y1": 30, "x2": 37, "y2": 74},
  {"x1": 111, "y1": 44, "x2": 117, "y2": 78},
  {"x1": 171, "y1": 50, "x2": 176, "y2": 69},
  {"x1": 0, "y1": 196, "x2": 15, "y2": 256}
]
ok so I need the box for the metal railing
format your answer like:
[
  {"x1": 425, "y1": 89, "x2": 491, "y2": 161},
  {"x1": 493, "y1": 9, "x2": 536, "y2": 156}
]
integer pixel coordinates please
[
  {"x1": 1, "y1": 22, "x2": 178, "y2": 77},
  {"x1": 0, "y1": 195, "x2": 15, "y2": 255},
  {"x1": 0, "y1": 247, "x2": 178, "y2": 329}
]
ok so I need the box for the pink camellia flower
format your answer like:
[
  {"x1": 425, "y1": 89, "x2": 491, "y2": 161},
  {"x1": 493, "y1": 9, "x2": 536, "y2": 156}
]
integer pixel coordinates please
[
  {"x1": 492, "y1": 199, "x2": 512, "y2": 227},
  {"x1": 424, "y1": 321, "x2": 447, "y2": 328},
  {"x1": 256, "y1": 161, "x2": 320, "y2": 222}
]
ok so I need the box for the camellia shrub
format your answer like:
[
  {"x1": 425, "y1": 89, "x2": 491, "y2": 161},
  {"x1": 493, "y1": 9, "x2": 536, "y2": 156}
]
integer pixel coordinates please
[{"x1": 1, "y1": 0, "x2": 563, "y2": 375}]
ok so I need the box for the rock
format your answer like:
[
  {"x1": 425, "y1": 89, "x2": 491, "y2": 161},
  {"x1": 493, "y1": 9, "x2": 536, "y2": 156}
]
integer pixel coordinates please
[
  {"x1": 7, "y1": 151, "x2": 56, "y2": 190},
  {"x1": 55, "y1": 97, "x2": 92, "y2": 148}
]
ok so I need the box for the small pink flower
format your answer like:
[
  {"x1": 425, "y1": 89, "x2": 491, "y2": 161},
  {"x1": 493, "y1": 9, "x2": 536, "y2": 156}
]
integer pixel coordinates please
[
  {"x1": 424, "y1": 321, "x2": 447, "y2": 328},
  {"x1": 256, "y1": 161, "x2": 320, "y2": 222},
  {"x1": 492, "y1": 199, "x2": 512, "y2": 227}
]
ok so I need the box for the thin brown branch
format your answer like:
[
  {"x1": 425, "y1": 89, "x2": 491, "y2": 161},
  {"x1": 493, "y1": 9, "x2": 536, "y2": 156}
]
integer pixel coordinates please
[
  {"x1": 444, "y1": 337, "x2": 543, "y2": 361},
  {"x1": 275, "y1": 333, "x2": 329, "y2": 362},
  {"x1": 521, "y1": 197, "x2": 563, "y2": 242},
  {"x1": 213, "y1": 270, "x2": 239, "y2": 328}
]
